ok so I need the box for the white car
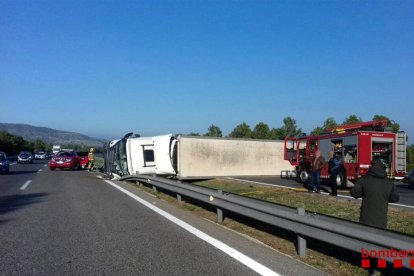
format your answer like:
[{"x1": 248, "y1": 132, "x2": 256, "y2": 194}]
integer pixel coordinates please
[
  {"x1": 34, "y1": 151, "x2": 46, "y2": 160},
  {"x1": 18, "y1": 151, "x2": 34, "y2": 163}
]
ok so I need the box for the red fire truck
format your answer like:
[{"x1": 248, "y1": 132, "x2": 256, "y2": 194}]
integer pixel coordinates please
[{"x1": 284, "y1": 120, "x2": 406, "y2": 187}]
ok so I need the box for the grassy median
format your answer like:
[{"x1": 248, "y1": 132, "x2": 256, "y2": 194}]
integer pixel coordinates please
[{"x1": 195, "y1": 178, "x2": 414, "y2": 236}]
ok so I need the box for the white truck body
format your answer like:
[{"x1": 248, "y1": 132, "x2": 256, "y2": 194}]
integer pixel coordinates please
[
  {"x1": 104, "y1": 134, "x2": 294, "y2": 179},
  {"x1": 153, "y1": 135, "x2": 177, "y2": 175},
  {"x1": 175, "y1": 136, "x2": 293, "y2": 179},
  {"x1": 105, "y1": 134, "x2": 294, "y2": 179}
]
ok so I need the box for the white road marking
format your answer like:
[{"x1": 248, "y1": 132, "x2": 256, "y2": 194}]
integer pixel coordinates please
[
  {"x1": 228, "y1": 177, "x2": 414, "y2": 210},
  {"x1": 104, "y1": 180, "x2": 281, "y2": 276},
  {"x1": 10, "y1": 162, "x2": 17, "y2": 166},
  {"x1": 44, "y1": 164, "x2": 47, "y2": 167},
  {"x1": 20, "y1": 180, "x2": 32, "y2": 190},
  {"x1": 37, "y1": 169, "x2": 43, "y2": 173}
]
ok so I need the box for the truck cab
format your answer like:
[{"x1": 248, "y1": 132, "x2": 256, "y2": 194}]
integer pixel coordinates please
[{"x1": 52, "y1": 145, "x2": 61, "y2": 155}]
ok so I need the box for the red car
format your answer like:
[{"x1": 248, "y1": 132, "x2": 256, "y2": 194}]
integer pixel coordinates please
[
  {"x1": 49, "y1": 151, "x2": 80, "y2": 170},
  {"x1": 76, "y1": 151, "x2": 89, "y2": 169}
]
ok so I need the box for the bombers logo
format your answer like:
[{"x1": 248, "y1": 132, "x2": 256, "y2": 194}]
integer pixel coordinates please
[{"x1": 361, "y1": 248, "x2": 414, "y2": 269}]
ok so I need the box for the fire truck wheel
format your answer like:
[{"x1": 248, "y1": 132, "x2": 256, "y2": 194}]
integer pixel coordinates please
[
  {"x1": 335, "y1": 169, "x2": 346, "y2": 188},
  {"x1": 298, "y1": 167, "x2": 311, "y2": 185}
]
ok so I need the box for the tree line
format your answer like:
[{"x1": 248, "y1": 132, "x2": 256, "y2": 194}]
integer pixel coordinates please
[
  {"x1": 189, "y1": 114, "x2": 401, "y2": 140},
  {"x1": 0, "y1": 131, "x2": 102, "y2": 156},
  {"x1": 189, "y1": 114, "x2": 413, "y2": 170},
  {"x1": 1, "y1": 114, "x2": 411, "y2": 170}
]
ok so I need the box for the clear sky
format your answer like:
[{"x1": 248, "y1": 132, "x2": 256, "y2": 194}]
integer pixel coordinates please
[{"x1": 1, "y1": 0, "x2": 413, "y2": 142}]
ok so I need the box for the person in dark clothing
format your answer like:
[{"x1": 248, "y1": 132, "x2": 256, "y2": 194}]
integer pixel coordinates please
[
  {"x1": 350, "y1": 158, "x2": 399, "y2": 228},
  {"x1": 328, "y1": 152, "x2": 340, "y2": 196}
]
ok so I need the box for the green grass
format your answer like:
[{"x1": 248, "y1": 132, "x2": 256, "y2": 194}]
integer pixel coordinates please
[
  {"x1": 94, "y1": 157, "x2": 104, "y2": 168},
  {"x1": 195, "y1": 178, "x2": 414, "y2": 235}
]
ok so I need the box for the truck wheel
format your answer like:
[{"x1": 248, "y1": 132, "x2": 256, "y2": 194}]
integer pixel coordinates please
[
  {"x1": 298, "y1": 167, "x2": 311, "y2": 186},
  {"x1": 335, "y1": 169, "x2": 346, "y2": 188}
]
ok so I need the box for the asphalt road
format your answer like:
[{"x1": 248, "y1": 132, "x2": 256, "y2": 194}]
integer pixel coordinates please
[
  {"x1": 233, "y1": 176, "x2": 414, "y2": 210},
  {"x1": 0, "y1": 161, "x2": 323, "y2": 276}
]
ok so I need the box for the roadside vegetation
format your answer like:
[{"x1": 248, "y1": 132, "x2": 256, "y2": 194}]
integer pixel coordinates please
[
  {"x1": 407, "y1": 144, "x2": 414, "y2": 171},
  {"x1": 94, "y1": 156, "x2": 104, "y2": 169},
  {"x1": 0, "y1": 131, "x2": 103, "y2": 155},
  {"x1": 189, "y1": 114, "x2": 400, "y2": 140},
  {"x1": 195, "y1": 178, "x2": 414, "y2": 236}
]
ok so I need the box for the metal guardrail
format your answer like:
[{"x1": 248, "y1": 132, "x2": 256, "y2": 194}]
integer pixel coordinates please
[{"x1": 120, "y1": 174, "x2": 414, "y2": 270}]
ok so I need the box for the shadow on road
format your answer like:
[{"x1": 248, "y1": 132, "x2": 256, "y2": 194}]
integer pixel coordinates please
[
  {"x1": 6, "y1": 170, "x2": 39, "y2": 175},
  {"x1": 396, "y1": 184, "x2": 414, "y2": 190},
  {"x1": 0, "y1": 193, "x2": 49, "y2": 216}
]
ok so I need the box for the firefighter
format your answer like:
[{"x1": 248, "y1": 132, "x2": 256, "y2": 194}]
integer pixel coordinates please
[
  {"x1": 88, "y1": 148, "x2": 95, "y2": 172},
  {"x1": 350, "y1": 158, "x2": 399, "y2": 228}
]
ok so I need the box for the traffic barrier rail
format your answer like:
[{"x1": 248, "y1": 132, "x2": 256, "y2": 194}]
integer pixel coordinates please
[{"x1": 119, "y1": 174, "x2": 414, "y2": 271}]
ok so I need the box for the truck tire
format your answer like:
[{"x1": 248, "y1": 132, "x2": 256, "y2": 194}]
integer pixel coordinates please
[
  {"x1": 297, "y1": 167, "x2": 311, "y2": 186},
  {"x1": 334, "y1": 168, "x2": 346, "y2": 188}
]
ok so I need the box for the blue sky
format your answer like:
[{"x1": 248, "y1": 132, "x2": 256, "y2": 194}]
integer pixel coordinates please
[{"x1": 1, "y1": 0, "x2": 413, "y2": 142}]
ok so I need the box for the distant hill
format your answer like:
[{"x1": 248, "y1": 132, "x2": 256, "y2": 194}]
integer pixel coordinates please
[{"x1": 0, "y1": 123, "x2": 107, "y2": 147}]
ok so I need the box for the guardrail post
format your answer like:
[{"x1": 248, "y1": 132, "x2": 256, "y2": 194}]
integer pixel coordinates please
[
  {"x1": 217, "y1": 190, "x2": 224, "y2": 223},
  {"x1": 153, "y1": 186, "x2": 157, "y2": 193},
  {"x1": 296, "y1": 208, "x2": 307, "y2": 258},
  {"x1": 177, "y1": 180, "x2": 183, "y2": 202}
]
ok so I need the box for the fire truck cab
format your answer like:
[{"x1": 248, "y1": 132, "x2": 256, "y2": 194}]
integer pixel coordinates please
[{"x1": 284, "y1": 120, "x2": 406, "y2": 187}]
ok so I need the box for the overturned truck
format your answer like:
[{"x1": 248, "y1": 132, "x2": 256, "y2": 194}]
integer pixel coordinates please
[{"x1": 103, "y1": 133, "x2": 293, "y2": 180}]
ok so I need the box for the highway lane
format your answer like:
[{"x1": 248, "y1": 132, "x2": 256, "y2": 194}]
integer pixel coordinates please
[
  {"x1": 232, "y1": 176, "x2": 414, "y2": 209},
  {"x1": 0, "y1": 161, "x2": 322, "y2": 275},
  {"x1": 0, "y1": 160, "x2": 45, "y2": 192}
]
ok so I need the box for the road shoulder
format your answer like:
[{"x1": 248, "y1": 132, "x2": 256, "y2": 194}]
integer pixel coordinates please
[{"x1": 108, "y1": 178, "x2": 326, "y2": 276}]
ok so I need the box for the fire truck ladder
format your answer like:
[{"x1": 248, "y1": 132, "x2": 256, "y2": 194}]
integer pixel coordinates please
[
  {"x1": 327, "y1": 120, "x2": 389, "y2": 134},
  {"x1": 396, "y1": 132, "x2": 407, "y2": 173}
]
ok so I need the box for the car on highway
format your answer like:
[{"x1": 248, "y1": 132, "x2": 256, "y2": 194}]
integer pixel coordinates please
[
  {"x1": 34, "y1": 151, "x2": 46, "y2": 160},
  {"x1": 49, "y1": 151, "x2": 80, "y2": 170},
  {"x1": 17, "y1": 151, "x2": 34, "y2": 164},
  {"x1": 0, "y1": 151, "x2": 10, "y2": 174},
  {"x1": 76, "y1": 151, "x2": 89, "y2": 169},
  {"x1": 403, "y1": 169, "x2": 414, "y2": 186}
]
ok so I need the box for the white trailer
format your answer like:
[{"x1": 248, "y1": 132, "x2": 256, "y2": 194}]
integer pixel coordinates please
[
  {"x1": 174, "y1": 136, "x2": 293, "y2": 179},
  {"x1": 103, "y1": 133, "x2": 293, "y2": 179},
  {"x1": 52, "y1": 145, "x2": 61, "y2": 154}
]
